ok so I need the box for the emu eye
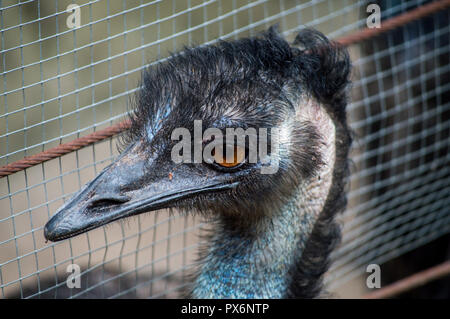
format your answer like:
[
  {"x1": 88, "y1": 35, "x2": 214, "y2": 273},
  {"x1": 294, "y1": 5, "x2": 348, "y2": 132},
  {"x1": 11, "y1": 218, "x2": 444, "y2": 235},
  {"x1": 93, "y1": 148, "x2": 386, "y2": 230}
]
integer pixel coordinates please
[{"x1": 213, "y1": 145, "x2": 246, "y2": 168}]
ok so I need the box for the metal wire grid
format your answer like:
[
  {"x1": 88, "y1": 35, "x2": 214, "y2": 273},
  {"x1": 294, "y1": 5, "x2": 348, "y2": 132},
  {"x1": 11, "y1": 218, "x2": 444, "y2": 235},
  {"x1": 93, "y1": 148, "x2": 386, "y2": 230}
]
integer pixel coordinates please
[
  {"x1": 326, "y1": 2, "x2": 450, "y2": 289},
  {"x1": 0, "y1": 0, "x2": 448, "y2": 298}
]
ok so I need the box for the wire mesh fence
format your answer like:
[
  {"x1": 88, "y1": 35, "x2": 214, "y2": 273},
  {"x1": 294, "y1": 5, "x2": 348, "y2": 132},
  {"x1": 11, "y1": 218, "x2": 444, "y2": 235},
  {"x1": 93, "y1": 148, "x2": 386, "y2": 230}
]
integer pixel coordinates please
[{"x1": 0, "y1": 0, "x2": 449, "y2": 298}]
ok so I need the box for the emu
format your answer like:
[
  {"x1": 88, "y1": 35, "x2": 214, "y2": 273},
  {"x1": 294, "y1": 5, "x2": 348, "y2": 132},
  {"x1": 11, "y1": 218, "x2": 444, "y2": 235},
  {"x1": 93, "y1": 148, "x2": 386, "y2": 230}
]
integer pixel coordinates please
[{"x1": 44, "y1": 27, "x2": 351, "y2": 298}]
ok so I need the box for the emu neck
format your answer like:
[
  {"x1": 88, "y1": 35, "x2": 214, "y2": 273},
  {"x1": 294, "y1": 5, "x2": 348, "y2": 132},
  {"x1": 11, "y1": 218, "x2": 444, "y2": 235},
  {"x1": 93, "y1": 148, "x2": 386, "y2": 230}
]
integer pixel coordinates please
[{"x1": 192, "y1": 101, "x2": 336, "y2": 298}]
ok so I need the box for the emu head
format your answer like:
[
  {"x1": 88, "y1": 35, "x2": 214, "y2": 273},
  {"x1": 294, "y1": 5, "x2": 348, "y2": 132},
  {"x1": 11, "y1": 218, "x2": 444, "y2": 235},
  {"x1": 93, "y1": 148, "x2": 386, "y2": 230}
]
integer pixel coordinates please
[{"x1": 44, "y1": 28, "x2": 350, "y2": 242}]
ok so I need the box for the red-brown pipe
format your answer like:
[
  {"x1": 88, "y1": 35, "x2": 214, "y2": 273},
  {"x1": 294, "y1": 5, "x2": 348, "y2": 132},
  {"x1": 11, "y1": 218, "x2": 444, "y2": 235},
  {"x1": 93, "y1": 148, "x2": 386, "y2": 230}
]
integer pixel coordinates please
[{"x1": 364, "y1": 260, "x2": 450, "y2": 299}]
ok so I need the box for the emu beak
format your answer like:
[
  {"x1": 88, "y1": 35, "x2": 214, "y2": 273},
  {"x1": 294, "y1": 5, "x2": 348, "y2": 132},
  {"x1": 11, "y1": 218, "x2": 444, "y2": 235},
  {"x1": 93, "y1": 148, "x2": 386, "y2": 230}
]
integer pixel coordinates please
[{"x1": 44, "y1": 142, "x2": 238, "y2": 242}]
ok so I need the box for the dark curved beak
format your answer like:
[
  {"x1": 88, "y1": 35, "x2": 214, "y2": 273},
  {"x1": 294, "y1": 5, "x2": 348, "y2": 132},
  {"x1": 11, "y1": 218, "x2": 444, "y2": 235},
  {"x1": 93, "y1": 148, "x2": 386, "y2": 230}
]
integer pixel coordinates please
[{"x1": 44, "y1": 142, "x2": 238, "y2": 242}]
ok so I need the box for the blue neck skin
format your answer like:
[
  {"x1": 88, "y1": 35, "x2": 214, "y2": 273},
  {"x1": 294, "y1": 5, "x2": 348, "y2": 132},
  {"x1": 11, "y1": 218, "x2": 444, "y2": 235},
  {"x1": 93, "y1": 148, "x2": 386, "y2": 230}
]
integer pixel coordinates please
[{"x1": 191, "y1": 190, "x2": 318, "y2": 298}]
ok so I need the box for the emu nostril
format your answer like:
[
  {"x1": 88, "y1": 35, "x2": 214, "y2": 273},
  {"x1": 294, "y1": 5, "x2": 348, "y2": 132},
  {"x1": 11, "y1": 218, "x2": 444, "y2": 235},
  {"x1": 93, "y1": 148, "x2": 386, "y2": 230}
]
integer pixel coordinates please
[{"x1": 88, "y1": 194, "x2": 130, "y2": 209}]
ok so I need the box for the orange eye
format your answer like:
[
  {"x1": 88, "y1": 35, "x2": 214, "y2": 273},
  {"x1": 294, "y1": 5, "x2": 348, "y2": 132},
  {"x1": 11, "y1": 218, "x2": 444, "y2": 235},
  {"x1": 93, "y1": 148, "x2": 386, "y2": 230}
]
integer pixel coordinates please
[{"x1": 213, "y1": 145, "x2": 245, "y2": 168}]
